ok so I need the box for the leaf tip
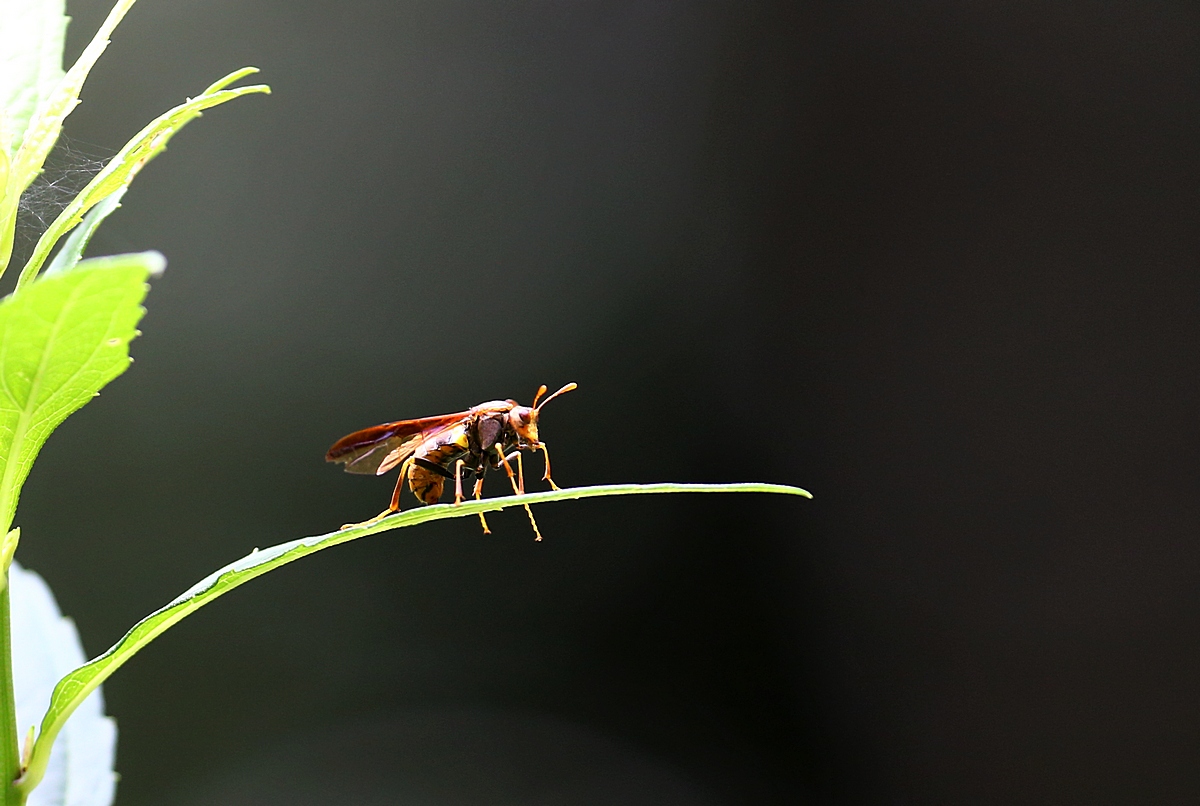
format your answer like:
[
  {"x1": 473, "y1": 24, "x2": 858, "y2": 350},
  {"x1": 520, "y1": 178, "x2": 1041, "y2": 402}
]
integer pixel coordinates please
[{"x1": 143, "y1": 250, "x2": 167, "y2": 276}]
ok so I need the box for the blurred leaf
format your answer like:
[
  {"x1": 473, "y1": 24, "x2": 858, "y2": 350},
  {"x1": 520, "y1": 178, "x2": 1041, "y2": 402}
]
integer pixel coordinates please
[
  {"x1": 0, "y1": 251, "x2": 162, "y2": 536},
  {"x1": 20, "y1": 481, "x2": 810, "y2": 795},
  {"x1": 8, "y1": 0, "x2": 135, "y2": 189},
  {"x1": 10, "y1": 562, "x2": 115, "y2": 806},
  {"x1": 0, "y1": 0, "x2": 139, "y2": 274},
  {"x1": 0, "y1": 0, "x2": 67, "y2": 158},
  {"x1": 17, "y1": 69, "x2": 268, "y2": 288}
]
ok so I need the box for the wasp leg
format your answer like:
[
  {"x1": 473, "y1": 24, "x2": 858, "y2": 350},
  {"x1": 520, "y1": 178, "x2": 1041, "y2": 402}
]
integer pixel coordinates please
[
  {"x1": 390, "y1": 458, "x2": 412, "y2": 512},
  {"x1": 341, "y1": 458, "x2": 411, "y2": 529},
  {"x1": 541, "y1": 444, "x2": 561, "y2": 490},
  {"x1": 472, "y1": 474, "x2": 491, "y2": 534},
  {"x1": 454, "y1": 458, "x2": 466, "y2": 505},
  {"x1": 495, "y1": 445, "x2": 543, "y2": 540},
  {"x1": 494, "y1": 446, "x2": 521, "y2": 494}
]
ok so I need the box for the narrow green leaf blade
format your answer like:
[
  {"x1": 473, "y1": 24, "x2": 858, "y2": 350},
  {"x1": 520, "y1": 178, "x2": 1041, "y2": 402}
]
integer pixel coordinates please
[
  {"x1": 22, "y1": 481, "x2": 809, "y2": 794},
  {"x1": 0, "y1": 0, "x2": 68, "y2": 158},
  {"x1": 43, "y1": 188, "x2": 127, "y2": 277},
  {"x1": 0, "y1": 251, "x2": 162, "y2": 534},
  {"x1": 17, "y1": 71, "x2": 268, "y2": 288}
]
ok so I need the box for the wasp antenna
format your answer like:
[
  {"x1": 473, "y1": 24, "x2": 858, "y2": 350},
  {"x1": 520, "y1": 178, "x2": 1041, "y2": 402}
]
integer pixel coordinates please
[
  {"x1": 535, "y1": 382, "x2": 577, "y2": 410},
  {"x1": 531, "y1": 384, "x2": 549, "y2": 408}
]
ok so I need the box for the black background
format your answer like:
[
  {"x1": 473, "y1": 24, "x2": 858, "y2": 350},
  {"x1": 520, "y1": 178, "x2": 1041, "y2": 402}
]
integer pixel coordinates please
[{"x1": 9, "y1": 1, "x2": 1200, "y2": 803}]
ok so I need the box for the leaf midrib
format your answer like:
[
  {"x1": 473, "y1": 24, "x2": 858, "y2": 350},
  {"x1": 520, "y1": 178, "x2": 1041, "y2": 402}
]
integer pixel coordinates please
[{"x1": 0, "y1": 280, "x2": 89, "y2": 531}]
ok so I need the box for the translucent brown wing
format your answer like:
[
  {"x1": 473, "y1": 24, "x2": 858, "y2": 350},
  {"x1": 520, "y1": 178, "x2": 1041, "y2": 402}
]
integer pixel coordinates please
[{"x1": 325, "y1": 412, "x2": 468, "y2": 476}]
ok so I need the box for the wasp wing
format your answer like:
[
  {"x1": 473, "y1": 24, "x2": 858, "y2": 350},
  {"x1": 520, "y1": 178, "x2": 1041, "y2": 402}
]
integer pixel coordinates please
[
  {"x1": 331, "y1": 432, "x2": 422, "y2": 475},
  {"x1": 326, "y1": 412, "x2": 468, "y2": 476},
  {"x1": 375, "y1": 441, "x2": 417, "y2": 475}
]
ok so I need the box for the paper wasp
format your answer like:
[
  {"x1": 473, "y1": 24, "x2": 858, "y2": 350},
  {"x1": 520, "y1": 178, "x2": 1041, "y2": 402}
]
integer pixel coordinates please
[{"x1": 325, "y1": 383, "x2": 576, "y2": 539}]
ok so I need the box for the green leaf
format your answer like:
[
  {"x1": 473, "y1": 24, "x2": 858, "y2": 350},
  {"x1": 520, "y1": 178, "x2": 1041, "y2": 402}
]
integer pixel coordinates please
[
  {"x1": 0, "y1": 0, "x2": 140, "y2": 275},
  {"x1": 17, "y1": 69, "x2": 268, "y2": 289},
  {"x1": 0, "y1": 251, "x2": 162, "y2": 536},
  {"x1": 0, "y1": 0, "x2": 68, "y2": 158},
  {"x1": 42, "y1": 188, "x2": 126, "y2": 277},
  {"x1": 9, "y1": 0, "x2": 136, "y2": 188},
  {"x1": 18, "y1": 481, "x2": 810, "y2": 795}
]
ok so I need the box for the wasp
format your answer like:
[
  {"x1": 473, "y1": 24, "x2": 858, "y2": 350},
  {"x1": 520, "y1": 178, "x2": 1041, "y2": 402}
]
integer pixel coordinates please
[{"x1": 326, "y1": 383, "x2": 576, "y2": 539}]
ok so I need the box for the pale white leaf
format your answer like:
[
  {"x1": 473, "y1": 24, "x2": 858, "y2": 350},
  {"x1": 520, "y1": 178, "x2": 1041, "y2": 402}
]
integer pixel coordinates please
[{"x1": 10, "y1": 562, "x2": 116, "y2": 806}]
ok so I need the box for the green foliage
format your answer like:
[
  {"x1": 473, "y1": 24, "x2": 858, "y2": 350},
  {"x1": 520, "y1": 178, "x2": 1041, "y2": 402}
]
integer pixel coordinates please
[
  {"x1": 0, "y1": 253, "x2": 162, "y2": 538},
  {"x1": 17, "y1": 68, "x2": 269, "y2": 287},
  {"x1": 0, "y1": 0, "x2": 139, "y2": 274},
  {"x1": 0, "y1": 0, "x2": 66, "y2": 159},
  {"x1": 17, "y1": 481, "x2": 809, "y2": 797},
  {"x1": 0, "y1": 0, "x2": 267, "y2": 281},
  {"x1": 42, "y1": 189, "x2": 125, "y2": 278}
]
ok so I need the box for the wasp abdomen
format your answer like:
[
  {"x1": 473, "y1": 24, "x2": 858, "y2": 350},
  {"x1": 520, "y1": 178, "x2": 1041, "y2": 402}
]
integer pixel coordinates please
[
  {"x1": 407, "y1": 426, "x2": 470, "y2": 504},
  {"x1": 408, "y1": 467, "x2": 445, "y2": 504}
]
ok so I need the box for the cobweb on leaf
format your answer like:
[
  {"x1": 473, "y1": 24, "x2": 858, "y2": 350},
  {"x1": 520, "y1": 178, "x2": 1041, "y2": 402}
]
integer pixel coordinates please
[{"x1": 13, "y1": 137, "x2": 113, "y2": 267}]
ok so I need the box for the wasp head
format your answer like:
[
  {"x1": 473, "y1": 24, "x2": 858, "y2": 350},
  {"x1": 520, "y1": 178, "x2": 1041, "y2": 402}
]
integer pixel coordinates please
[
  {"x1": 506, "y1": 382, "x2": 576, "y2": 448},
  {"x1": 507, "y1": 405, "x2": 540, "y2": 446}
]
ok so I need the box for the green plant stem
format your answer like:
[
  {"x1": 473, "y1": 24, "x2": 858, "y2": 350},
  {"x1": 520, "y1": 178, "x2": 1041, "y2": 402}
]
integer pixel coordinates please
[{"x1": 0, "y1": 580, "x2": 21, "y2": 806}]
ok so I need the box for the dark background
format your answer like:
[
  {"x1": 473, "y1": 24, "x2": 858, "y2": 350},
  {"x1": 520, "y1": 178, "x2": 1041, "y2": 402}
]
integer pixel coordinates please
[{"x1": 8, "y1": 1, "x2": 1200, "y2": 803}]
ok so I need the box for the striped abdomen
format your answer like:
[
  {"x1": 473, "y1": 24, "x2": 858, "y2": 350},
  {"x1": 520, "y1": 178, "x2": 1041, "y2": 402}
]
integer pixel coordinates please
[{"x1": 408, "y1": 425, "x2": 470, "y2": 504}]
